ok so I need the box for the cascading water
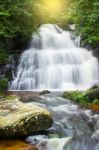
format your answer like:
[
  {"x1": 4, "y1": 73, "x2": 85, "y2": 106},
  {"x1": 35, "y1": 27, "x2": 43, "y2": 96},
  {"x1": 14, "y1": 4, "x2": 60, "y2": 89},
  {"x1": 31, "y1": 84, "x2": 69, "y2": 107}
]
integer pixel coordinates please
[
  {"x1": 10, "y1": 24, "x2": 99, "y2": 90},
  {"x1": 25, "y1": 93, "x2": 99, "y2": 150}
]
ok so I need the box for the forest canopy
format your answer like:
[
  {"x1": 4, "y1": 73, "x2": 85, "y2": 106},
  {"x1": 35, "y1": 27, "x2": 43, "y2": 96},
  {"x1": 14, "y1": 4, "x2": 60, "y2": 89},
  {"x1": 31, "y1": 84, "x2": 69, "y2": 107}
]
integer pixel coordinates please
[
  {"x1": 0, "y1": 0, "x2": 99, "y2": 47},
  {"x1": 71, "y1": 0, "x2": 99, "y2": 47}
]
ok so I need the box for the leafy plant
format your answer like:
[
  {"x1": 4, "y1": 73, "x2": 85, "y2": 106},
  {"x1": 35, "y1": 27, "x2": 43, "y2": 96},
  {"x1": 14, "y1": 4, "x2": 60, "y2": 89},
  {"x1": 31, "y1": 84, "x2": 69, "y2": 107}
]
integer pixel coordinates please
[
  {"x1": 0, "y1": 0, "x2": 38, "y2": 38},
  {"x1": 71, "y1": 0, "x2": 99, "y2": 48}
]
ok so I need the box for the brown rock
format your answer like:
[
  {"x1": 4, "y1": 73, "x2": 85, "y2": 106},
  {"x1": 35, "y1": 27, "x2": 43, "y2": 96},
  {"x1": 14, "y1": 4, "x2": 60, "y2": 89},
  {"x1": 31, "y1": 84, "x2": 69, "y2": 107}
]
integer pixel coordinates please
[{"x1": 0, "y1": 140, "x2": 38, "y2": 150}]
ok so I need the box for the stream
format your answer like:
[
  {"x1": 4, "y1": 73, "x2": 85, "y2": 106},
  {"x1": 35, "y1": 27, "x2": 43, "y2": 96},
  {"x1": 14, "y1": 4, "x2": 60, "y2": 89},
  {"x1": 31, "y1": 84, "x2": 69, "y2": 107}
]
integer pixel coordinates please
[{"x1": 25, "y1": 92, "x2": 99, "y2": 150}]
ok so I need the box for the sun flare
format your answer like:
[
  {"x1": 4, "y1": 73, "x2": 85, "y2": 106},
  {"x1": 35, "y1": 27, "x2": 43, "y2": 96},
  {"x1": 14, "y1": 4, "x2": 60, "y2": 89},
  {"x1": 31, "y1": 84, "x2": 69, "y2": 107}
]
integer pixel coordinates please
[{"x1": 40, "y1": 0, "x2": 65, "y2": 17}]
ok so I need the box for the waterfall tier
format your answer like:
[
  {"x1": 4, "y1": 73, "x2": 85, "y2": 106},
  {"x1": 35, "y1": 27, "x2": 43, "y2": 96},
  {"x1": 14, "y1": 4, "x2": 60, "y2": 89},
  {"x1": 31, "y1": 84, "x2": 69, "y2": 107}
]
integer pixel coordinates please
[{"x1": 10, "y1": 24, "x2": 99, "y2": 91}]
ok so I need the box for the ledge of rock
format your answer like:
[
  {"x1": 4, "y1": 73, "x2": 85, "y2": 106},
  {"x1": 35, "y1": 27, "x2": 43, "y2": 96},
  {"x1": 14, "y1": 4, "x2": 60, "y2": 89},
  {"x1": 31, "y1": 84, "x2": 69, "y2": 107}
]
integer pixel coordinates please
[{"x1": 0, "y1": 96, "x2": 52, "y2": 138}]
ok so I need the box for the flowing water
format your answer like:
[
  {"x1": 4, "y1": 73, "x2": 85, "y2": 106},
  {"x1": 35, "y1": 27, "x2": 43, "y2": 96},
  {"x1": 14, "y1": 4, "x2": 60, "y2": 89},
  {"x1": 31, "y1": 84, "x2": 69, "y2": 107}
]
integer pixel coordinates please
[
  {"x1": 9, "y1": 24, "x2": 99, "y2": 149},
  {"x1": 10, "y1": 24, "x2": 99, "y2": 91},
  {"x1": 25, "y1": 93, "x2": 99, "y2": 150}
]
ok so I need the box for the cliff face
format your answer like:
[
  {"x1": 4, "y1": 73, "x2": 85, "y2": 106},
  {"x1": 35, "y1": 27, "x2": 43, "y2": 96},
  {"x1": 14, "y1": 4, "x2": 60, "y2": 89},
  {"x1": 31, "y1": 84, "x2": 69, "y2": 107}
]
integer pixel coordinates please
[
  {"x1": 0, "y1": 36, "x2": 31, "y2": 91},
  {"x1": 0, "y1": 36, "x2": 30, "y2": 54}
]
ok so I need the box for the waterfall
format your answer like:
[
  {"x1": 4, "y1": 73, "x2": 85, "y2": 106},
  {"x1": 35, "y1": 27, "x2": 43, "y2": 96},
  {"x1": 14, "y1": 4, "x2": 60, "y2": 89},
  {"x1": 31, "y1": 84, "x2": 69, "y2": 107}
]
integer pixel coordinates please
[{"x1": 10, "y1": 24, "x2": 99, "y2": 91}]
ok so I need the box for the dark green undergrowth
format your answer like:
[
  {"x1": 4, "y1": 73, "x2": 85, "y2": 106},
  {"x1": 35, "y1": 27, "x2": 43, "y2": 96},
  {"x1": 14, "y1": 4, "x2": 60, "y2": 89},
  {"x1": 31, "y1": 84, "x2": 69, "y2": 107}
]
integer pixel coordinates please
[
  {"x1": 71, "y1": 0, "x2": 99, "y2": 48},
  {"x1": 63, "y1": 89, "x2": 99, "y2": 106},
  {"x1": 0, "y1": 48, "x2": 9, "y2": 65},
  {"x1": 0, "y1": 78, "x2": 8, "y2": 92}
]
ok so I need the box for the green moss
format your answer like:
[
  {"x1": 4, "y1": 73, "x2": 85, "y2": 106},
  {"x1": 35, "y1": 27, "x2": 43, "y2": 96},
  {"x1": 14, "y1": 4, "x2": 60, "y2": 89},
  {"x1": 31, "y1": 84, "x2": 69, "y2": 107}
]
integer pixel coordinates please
[
  {"x1": 6, "y1": 95, "x2": 19, "y2": 101},
  {"x1": 0, "y1": 99, "x2": 52, "y2": 138},
  {"x1": 63, "y1": 89, "x2": 99, "y2": 106},
  {"x1": 0, "y1": 93, "x2": 5, "y2": 98}
]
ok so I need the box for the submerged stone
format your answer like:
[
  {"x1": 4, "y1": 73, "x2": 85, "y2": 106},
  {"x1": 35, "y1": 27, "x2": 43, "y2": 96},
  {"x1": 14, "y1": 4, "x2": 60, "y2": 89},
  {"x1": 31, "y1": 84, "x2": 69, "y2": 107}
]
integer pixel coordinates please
[{"x1": 0, "y1": 96, "x2": 52, "y2": 138}]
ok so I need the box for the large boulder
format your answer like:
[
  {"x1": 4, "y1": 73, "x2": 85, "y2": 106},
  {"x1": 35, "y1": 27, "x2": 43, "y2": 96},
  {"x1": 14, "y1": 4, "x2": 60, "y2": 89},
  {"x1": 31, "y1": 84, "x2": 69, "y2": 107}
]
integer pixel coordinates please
[{"x1": 0, "y1": 96, "x2": 52, "y2": 138}]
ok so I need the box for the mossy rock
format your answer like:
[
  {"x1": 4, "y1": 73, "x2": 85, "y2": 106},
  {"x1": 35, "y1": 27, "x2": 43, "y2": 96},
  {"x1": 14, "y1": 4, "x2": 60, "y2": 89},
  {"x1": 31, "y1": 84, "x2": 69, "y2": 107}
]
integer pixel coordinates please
[
  {"x1": 0, "y1": 97, "x2": 52, "y2": 138},
  {"x1": 63, "y1": 89, "x2": 99, "y2": 106}
]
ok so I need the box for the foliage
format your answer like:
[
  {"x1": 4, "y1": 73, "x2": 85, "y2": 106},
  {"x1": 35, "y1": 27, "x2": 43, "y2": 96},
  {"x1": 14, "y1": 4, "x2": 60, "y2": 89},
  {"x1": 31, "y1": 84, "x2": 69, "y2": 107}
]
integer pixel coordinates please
[
  {"x1": 0, "y1": 49, "x2": 9, "y2": 65},
  {"x1": 71, "y1": 0, "x2": 99, "y2": 47},
  {"x1": 93, "y1": 99, "x2": 99, "y2": 104},
  {"x1": 0, "y1": 0, "x2": 98, "y2": 48},
  {"x1": 0, "y1": 0, "x2": 38, "y2": 38},
  {"x1": 0, "y1": 78, "x2": 8, "y2": 92},
  {"x1": 63, "y1": 90, "x2": 99, "y2": 106},
  {"x1": 0, "y1": 0, "x2": 73, "y2": 39}
]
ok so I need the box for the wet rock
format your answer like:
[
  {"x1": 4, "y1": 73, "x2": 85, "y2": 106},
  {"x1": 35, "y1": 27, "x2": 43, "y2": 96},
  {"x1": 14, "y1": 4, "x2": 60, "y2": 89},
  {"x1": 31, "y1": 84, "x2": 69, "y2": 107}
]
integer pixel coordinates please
[
  {"x1": 39, "y1": 90, "x2": 51, "y2": 95},
  {"x1": 89, "y1": 81, "x2": 99, "y2": 90},
  {"x1": 20, "y1": 95, "x2": 41, "y2": 103},
  {"x1": 86, "y1": 88, "x2": 99, "y2": 100},
  {"x1": 0, "y1": 96, "x2": 52, "y2": 138},
  {"x1": 0, "y1": 140, "x2": 38, "y2": 150}
]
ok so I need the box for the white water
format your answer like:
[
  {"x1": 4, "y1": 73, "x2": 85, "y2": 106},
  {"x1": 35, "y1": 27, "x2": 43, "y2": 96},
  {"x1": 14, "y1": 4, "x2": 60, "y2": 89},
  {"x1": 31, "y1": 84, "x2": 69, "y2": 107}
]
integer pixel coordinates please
[
  {"x1": 26, "y1": 93, "x2": 99, "y2": 150},
  {"x1": 10, "y1": 24, "x2": 99, "y2": 90}
]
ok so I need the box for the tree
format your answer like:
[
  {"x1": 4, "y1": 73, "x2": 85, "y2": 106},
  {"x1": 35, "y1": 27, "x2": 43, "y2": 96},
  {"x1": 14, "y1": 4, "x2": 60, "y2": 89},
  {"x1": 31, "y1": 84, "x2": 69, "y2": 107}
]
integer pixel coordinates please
[
  {"x1": 71, "y1": 0, "x2": 99, "y2": 47},
  {"x1": 0, "y1": 0, "x2": 38, "y2": 38}
]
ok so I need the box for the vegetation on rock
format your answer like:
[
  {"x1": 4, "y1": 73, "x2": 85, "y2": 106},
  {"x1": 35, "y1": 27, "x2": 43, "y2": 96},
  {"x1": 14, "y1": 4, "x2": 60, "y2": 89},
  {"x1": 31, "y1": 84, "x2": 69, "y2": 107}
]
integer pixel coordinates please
[
  {"x1": 0, "y1": 96, "x2": 52, "y2": 138},
  {"x1": 63, "y1": 88, "x2": 99, "y2": 106}
]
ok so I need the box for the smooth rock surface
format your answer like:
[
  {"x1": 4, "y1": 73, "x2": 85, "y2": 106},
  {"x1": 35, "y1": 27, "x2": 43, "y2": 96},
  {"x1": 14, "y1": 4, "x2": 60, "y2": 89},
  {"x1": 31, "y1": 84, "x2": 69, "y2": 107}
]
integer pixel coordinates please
[
  {"x1": 0, "y1": 96, "x2": 52, "y2": 138},
  {"x1": 0, "y1": 140, "x2": 38, "y2": 150}
]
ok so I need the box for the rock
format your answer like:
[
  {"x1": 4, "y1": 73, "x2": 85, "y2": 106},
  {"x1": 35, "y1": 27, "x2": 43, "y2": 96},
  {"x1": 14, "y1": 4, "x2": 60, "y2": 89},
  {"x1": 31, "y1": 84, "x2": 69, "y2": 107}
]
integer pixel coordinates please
[
  {"x1": 88, "y1": 81, "x2": 99, "y2": 90},
  {"x1": 0, "y1": 140, "x2": 38, "y2": 150},
  {"x1": 86, "y1": 88, "x2": 99, "y2": 100},
  {"x1": 6, "y1": 92, "x2": 41, "y2": 103},
  {"x1": 39, "y1": 90, "x2": 51, "y2": 95},
  {"x1": 0, "y1": 37, "x2": 30, "y2": 54},
  {"x1": 0, "y1": 96, "x2": 52, "y2": 138},
  {"x1": 20, "y1": 95, "x2": 41, "y2": 103}
]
